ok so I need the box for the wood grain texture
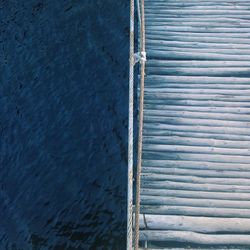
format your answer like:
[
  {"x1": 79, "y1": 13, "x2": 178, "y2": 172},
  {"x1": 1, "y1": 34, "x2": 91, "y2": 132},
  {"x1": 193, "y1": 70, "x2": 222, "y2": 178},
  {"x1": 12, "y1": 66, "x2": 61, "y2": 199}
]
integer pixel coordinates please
[{"x1": 137, "y1": 0, "x2": 250, "y2": 247}]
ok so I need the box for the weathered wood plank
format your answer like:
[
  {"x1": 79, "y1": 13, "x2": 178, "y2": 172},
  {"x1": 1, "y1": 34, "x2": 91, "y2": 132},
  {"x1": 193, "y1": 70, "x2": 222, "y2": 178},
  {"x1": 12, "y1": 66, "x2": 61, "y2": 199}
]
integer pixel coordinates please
[
  {"x1": 145, "y1": 88, "x2": 250, "y2": 96},
  {"x1": 144, "y1": 123, "x2": 250, "y2": 137},
  {"x1": 144, "y1": 115, "x2": 250, "y2": 129},
  {"x1": 142, "y1": 180, "x2": 250, "y2": 192},
  {"x1": 146, "y1": 22, "x2": 250, "y2": 29},
  {"x1": 146, "y1": 5, "x2": 250, "y2": 10},
  {"x1": 146, "y1": 34, "x2": 250, "y2": 44},
  {"x1": 144, "y1": 104, "x2": 250, "y2": 115},
  {"x1": 146, "y1": 26, "x2": 250, "y2": 33},
  {"x1": 141, "y1": 188, "x2": 250, "y2": 200},
  {"x1": 147, "y1": 67, "x2": 250, "y2": 77},
  {"x1": 141, "y1": 205, "x2": 250, "y2": 218},
  {"x1": 143, "y1": 136, "x2": 250, "y2": 149},
  {"x1": 146, "y1": 7, "x2": 250, "y2": 11},
  {"x1": 140, "y1": 214, "x2": 250, "y2": 233},
  {"x1": 144, "y1": 109, "x2": 250, "y2": 122},
  {"x1": 144, "y1": 99, "x2": 250, "y2": 108},
  {"x1": 146, "y1": 15, "x2": 250, "y2": 21},
  {"x1": 145, "y1": 9, "x2": 250, "y2": 15},
  {"x1": 147, "y1": 50, "x2": 250, "y2": 61},
  {"x1": 145, "y1": 16, "x2": 250, "y2": 23},
  {"x1": 145, "y1": 83, "x2": 250, "y2": 90},
  {"x1": 142, "y1": 159, "x2": 250, "y2": 172},
  {"x1": 143, "y1": 151, "x2": 250, "y2": 164},
  {"x1": 141, "y1": 167, "x2": 250, "y2": 179},
  {"x1": 144, "y1": 94, "x2": 250, "y2": 103},
  {"x1": 145, "y1": 75, "x2": 250, "y2": 84},
  {"x1": 147, "y1": 41, "x2": 250, "y2": 49},
  {"x1": 143, "y1": 132, "x2": 250, "y2": 144},
  {"x1": 147, "y1": 31, "x2": 250, "y2": 39},
  {"x1": 145, "y1": 0, "x2": 250, "y2": 3},
  {"x1": 142, "y1": 173, "x2": 250, "y2": 185},
  {"x1": 140, "y1": 230, "x2": 250, "y2": 245},
  {"x1": 146, "y1": 46, "x2": 250, "y2": 55},
  {"x1": 143, "y1": 144, "x2": 250, "y2": 157}
]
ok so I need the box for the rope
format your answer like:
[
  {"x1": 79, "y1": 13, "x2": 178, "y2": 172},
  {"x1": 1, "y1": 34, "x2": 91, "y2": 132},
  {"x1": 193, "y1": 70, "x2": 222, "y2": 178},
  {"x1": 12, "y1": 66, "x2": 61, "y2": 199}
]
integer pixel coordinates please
[
  {"x1": 127, "y1": 0, "x2": 135, "y2": 248},
  {"x1": 134, "y1": 0, "x2": 146, "y2": 248},
  {"x1": 127, "y1": 0, "x2": 146, "y2": 248},
  {"x1": 134, "y1": 51, "x2": 146, "y2": 65},
  {"x1": 136, "y1": 0, "x2": 142, "y2": 37}
]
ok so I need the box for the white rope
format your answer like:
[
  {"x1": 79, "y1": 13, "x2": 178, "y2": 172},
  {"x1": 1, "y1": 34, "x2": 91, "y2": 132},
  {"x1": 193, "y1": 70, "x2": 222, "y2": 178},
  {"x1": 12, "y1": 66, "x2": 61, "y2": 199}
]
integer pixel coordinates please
[
  {"x1": 127, "y1": 0, "x2": 135, "y2": 249},
  {"x1": 128, "y1": 0, "x2": 146, "y2": 249},
  {"x1": 134, "y1": 0, "x2": 146, "y2": 249},
  {"x1": 134, "y1": 51, "x2": 147, "y2": 65},
  {"x1": 140, "y1": 51, "x2": 147, "y2": 62},
  {"x1": 136, "y1": 0, "x2": 142, "y2": 32}
]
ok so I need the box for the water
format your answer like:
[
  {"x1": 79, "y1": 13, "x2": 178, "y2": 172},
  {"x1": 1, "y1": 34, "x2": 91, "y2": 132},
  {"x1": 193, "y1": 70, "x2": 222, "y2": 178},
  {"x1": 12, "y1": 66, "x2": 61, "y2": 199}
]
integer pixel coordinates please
[{"x1": 1, "y1": 0, "x2": 130, "y2": 249}]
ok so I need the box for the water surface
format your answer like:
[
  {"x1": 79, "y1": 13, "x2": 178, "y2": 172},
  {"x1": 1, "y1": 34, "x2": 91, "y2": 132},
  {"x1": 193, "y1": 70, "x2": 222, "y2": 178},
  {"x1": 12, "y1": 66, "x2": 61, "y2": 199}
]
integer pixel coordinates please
[{"x1": 1, "y1": 1, "x2": 129, "y2": 249}]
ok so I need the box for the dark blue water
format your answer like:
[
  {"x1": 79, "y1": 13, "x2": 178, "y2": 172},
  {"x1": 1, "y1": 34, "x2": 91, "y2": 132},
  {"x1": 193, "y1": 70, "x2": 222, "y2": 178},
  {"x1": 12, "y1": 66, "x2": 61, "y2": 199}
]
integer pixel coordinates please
[{"x1": 1, "y1": 1, "x2": 130, "y2": 249}]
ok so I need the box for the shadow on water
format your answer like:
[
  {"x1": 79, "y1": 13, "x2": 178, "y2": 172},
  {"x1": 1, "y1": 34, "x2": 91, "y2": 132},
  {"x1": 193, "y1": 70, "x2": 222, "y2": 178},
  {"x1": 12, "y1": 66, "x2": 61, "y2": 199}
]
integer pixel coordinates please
[{"x1": 1, "y1": 0, "x2": 130, "y2": 249}]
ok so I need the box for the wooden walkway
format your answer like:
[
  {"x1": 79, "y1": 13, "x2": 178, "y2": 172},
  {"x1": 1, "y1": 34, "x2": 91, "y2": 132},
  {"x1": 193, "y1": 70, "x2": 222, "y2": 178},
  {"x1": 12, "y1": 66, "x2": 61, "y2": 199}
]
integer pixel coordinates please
[{"x1": 138, "y1": 0, "x2": 250, "y2": 248}]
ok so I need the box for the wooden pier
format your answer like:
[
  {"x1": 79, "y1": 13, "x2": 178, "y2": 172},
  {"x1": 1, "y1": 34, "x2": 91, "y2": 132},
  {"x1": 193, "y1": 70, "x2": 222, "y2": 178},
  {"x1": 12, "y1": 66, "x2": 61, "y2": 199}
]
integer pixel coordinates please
[{"x1": 134, "y1": 0, "x2": 250, "y2": 248}]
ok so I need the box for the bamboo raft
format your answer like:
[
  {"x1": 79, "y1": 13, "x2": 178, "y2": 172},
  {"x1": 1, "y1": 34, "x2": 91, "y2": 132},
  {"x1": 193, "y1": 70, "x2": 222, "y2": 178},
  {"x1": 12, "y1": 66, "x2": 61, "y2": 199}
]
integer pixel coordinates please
[{"x1": 134, "y1": 0, "x2": 250, "y2": 248}]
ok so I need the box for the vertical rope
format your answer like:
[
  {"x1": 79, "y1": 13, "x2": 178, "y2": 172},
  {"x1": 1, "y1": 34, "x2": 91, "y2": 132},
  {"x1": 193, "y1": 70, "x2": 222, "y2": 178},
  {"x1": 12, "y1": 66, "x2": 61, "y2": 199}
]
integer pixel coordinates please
[
  {"x1": 128, "y1": 0, "x2": 145, "y2": 248},
  {"x1": 127, "y1": 0, "x2": 135, "y2": 249},
  {"x1": 137, "y1": 0, "x2": 142, "y2": 58},
  {"x1": 137, "y1": 0, "x2": 141, "y2": 34},
  {"x1": 134, "y1": 0, "x2": 146, "y2": 248}
]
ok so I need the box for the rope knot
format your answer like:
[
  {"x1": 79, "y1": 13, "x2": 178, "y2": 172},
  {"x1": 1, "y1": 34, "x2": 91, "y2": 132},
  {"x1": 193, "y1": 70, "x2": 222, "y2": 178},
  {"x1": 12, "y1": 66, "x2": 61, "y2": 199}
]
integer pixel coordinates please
[{"x1": 134, "y1": 51, "x2": 147, "y2": 65}]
